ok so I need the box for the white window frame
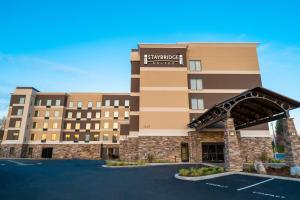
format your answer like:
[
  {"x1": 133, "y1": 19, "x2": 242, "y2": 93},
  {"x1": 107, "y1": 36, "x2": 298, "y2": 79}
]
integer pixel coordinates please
[
  {"x1": 66, "y1": 123, "x2": 71, "y2": 130},
  {"x1": 54, "y1": 110, "x2": 59, "y2": 117},
  {"x1": 96, "y1": 101, "x2": 101, "y2": 108},
  {"x1": 53, "y1": 122, "x2": 58, "y2": 129},
  {"x1": 43, "y1": 122, "x2": 48, "y2": 129},
  {"x1": 77, "y1": 101, "x2": 82, "y2": 108},
  {"x1": 189, "y1": 60, "x2": 202, "y2": 72},
  {"x1": 190, "y1": 79, "x2": 203, "y2": 91},
  {"x1": 69, "y1": 101, "x2": 74, "y2": 108},
  {"x1": 88, "y1": 101, "x2": 93, "y2": 108},
  {"x1": 105, "y1": 100, "x2": 110, "y2": 107},
  {"x1": 191, "y1": 98, "x2": 204, "y2": 110},
  {"x1": 95, "y1": 123, "x2": 100, "y2": 130},
  {"x1": 87, "y1": 112, "x2": 92, "y2": 119},
  {"x1": 124, "y1": 111, "x2": 129, "y2": 118},
  {"x1": 19, "y1": 97, "x2": 25, "y2": 104},
  {"x1": 76, "y1": 112, "x2": 81, "y2": 119},
  {"x1": 113, "y1": 122, "x2": 118, "y2": 129},
  {"x1": 55, "y1": 100, "x2": 61, "y2": 106},
  {"x1": 95, "y1": 112, "x2": 101, "y2": 119},
  {"x1": 125, "y1": 99, "x2": 130, "y2": 107},
  {"x1": 86, "y1": 123, "x2": 91, "y2": 130},
  {"x1": 104, "y1": 122, "x2": 109, "y2": 129},
  {"x1": 46, "y1": 100, "x2": 52, "y2": 106},
  {"x1": 75, "y1": 123, "x2": 80, "y2": 130},
  {"x1": 45, "y1": 110, "x2": 50, "y2": 118},
  {"x1": 17, "y1": 108, "x2": 23, "y2": 116},
  {"x1": 68, "y1": 112, "x2": 72, "y2": 119},
  {"x1": 114, "y1": 111, "x2": 119, "y2": 118},
  {"x1": 104, "y1": 111, "x2": 109, "y2": 118},
  {"x1": 114, "y1": 100, "x2": 119, "y2": 107},
  {"x1": 15, "y1": 121, "x2": 21, "y2": 128}
]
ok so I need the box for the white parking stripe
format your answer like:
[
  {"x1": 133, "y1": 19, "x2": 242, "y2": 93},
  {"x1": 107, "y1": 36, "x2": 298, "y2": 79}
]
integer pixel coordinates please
[
  {"x1": 0, "y1": 163, "x2": 6, "y2": 166},
  {"x1": 6, "y1": 160, "x2": 34, "y2": 166},
  {"x1": 206, "y1": 183, "x2": 228, "y2": 188},
  {"x1": 237, "y1": 178, "x2": 274, "y2": 191},
  {"x1": 253, "y1": 191, "x2": 285, "y2": 199}
]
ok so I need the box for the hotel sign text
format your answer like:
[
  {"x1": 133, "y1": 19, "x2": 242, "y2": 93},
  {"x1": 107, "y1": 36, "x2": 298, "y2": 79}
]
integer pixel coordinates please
[{"x1": 143, "y1": 54, "x2": 183, "y2": 65}]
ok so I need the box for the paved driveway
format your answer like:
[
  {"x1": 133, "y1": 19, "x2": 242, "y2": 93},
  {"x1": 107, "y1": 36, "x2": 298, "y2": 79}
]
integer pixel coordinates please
[{"x1": 0, "y1": 159, "x2": 300, "y2": 200}]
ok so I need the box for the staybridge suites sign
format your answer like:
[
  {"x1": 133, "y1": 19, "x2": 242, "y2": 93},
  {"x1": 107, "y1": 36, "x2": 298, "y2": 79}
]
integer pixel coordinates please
[
  {"x1": 140, "y1": 47, "x2": 186, "y2": 67},
  {"x1": 143, "y1": 54, "x2": 184, "y2": 65}
]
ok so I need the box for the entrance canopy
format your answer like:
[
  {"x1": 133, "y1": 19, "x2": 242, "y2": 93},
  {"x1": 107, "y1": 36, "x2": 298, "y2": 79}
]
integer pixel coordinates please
[{"x1": 189, "y1": 87, "x2": 300, "y2": 131}]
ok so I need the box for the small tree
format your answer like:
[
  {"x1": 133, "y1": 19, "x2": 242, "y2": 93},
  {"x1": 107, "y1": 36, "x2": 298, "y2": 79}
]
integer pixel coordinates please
[{"x1": 275, "y1": 119, "x2": 284, "y2": 147}]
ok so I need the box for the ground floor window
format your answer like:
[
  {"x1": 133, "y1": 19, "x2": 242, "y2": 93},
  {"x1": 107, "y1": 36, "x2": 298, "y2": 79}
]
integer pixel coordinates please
[
  {"x1": 41, "y1": 148, "x2": 53, "y2": 158},
  {"x1": 9, "y1": 147, "x2": 15, "y2": 156},
  {"x1": 28, "y1": 147, "x2": 33, "y2": 157},
  {"x1": 202, "y1": 142, "x2": 224, "y2": 163}
]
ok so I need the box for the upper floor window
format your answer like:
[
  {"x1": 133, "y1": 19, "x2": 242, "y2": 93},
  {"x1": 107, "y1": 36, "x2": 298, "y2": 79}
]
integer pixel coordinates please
[
  {"x1": 53, "y1": 122, "x2": 58, "y2": 129},
  {"x1": 104, "y1": 122, "x2": 109, "y2": 129},
  {"x1": 87, "y1": 112, "x2": 92, "y2": 119},
  {"x1": 75, "y1": 123, "x2": 80, "y2": 130},
  {"x1": 69, "y1": 101, "x2": 74, "y2": 108},
  {"x1": 95, "y1": 112, "x2": 101, "y2": 119},
  {"x1": 51, "y1": 133, "x2": 57, "y2": 141},
  {"x1": 114, "y1": 111, "x2": 119, "y2": 118},
  {"x1": 189, "y1": 60, "x2": 202, "y2": 72},
  {"x1": 67, "y1": 112, "x2": 72, "y2": 119},
  {"x1": 54, "y1": 111, "x2": 60, "y2": 117},
  {"x1": 114, "y1": 100, "x2": 119, "y2": 107},
  {"x1": 66, "y1": 123, "x2": 71, "y2": 130},
  {"x1": 105, "y1": 100, "x2": 110, "y2": 107},
  {"x1": 103, "y1": 133, "x2": 109, "y2": 141},
  {"x1": 86, "y1": 123, "x2": 91, "y2": 130},
  {"x1": 76, "y1": 112, "x2": 81, "y2": 119},
  {"x1": 113, "y1": 122, "x2": 118, "y2": 130},
  {"x1": 191, "y1": 98, "x2": 204, "y2": 110},
  {"x1": 17, "y1": 108, "x2": 23, "y2": 116},
  {"x1": 15, "y1": 121, "x2": 21, "y2": 128},
  {"x1": 35, "y1": 99, "x2": 42, "y2": 106},
  {"x1": 19, "y1": 97, "x2": 25, "y2": 104},
  {"x1": 95, "y1": 123, "x2": 100, "y2": 130},
  {"x1": 32, "y1": 122, "x2": 37, "y2": 129},
  {"x1": 46, "y1": 100, "x2": 52, "y2": 106},
  {"x1": 45, "y1": 111, "x2": 50, "y2": 118},
  {"x1": 124, "y1": 111, "x2": 129, "y2": 119},
  {"x1": 34, "y1": 110, "x2": 39, "y2": 117},
  {"x1": 77, "y1": 101, "x2": 82, "y2": 108},
  {"x1": 55, "y1": 100, "x2": 61, "y2": 106},
  {"x1": 43, "y1": 122, "x2": 49, "y2": 129},
  {"x1": 88, "y1": 101, "x2": 93, "y2": 108},
  {"x1": 104, "y1": 111, "x2": 109, "y2": 118},
  {"x1": 190, "y1": 79, "x2": 203, "y2": 91},
  {"x1": 96, "y1": 101, "x2": 101, "y2": 108},
  {"x1": 125, "y1": 99, "x2": 130, "y2": 107}
]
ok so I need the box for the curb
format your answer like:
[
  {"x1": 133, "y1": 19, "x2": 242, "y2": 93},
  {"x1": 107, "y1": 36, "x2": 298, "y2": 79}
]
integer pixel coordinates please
[
  {"x1": 175, "y1": 172, "x2": 235, "y2": 181},
  {"x1": 236, "y1": 172, "x2": 300, "y2": 182},
  {"x1": 102, "y1": 164, "x2": 148, "y2": 168}
]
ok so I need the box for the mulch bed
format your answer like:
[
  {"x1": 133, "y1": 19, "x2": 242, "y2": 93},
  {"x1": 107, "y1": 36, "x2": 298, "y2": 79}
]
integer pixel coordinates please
[{"x1": 265, "y1": 166, "x2": 300, "y2": 178}]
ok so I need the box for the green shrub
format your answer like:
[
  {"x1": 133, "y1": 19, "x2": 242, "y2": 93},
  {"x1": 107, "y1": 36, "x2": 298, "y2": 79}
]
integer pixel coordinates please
[
  {"x1": 178, "y1": 166, "x2": 225, "y2": 177},
  {"x1": 243, "y1": 164, "x2": 255, "y2": 172},
  {"x1": 260, "y1": 151, "x2": 269, "y2": 162},
  {"x1": 147, "y1": 154, "x2": 155, "y2": 163},
  {"x1": 269, "y1": 158, "x2": 282, "y2": 163},
  {"x1": 105, "y1": 160, "x2": 146, "y2": 166}
]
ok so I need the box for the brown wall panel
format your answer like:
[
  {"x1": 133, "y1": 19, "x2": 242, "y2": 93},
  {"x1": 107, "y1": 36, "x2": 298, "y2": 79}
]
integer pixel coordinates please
[
  {"x1": 189, "y1": 93, "x2": 238, "y2": 109},
  {"x1": 120, "y1": 124, "x2": 130, "y2": 135},
  {"x1": 131, "y1": 61, "x2": 140, "y2": 74},
  {"x1": 35, "y1": 95, "x2": 67, "y2": 106},
  {"x1": 9, "y1": 118, "x2": 22, "y2": 128},
  {"x1": 10, "y1": 95, "x2": 26, "y2": 106},
  {"x1": 131, "y1": 78, "x2": 140, "y2": 92},
  {"x1": 102, "y1": 95, "x2": 130, "y2": 106},
  {"x1": 130, "y1": 96, "x2": 139, "y2": 111},
  {"x1": 11, "y1": 106, "x2": 24, "y2": 116},
  {"x1": 130, "y1": 115, "x2": 139, "y2": 131},
  {"x1": 188, "y1": 74, "x2": 262, "y2": 89}
]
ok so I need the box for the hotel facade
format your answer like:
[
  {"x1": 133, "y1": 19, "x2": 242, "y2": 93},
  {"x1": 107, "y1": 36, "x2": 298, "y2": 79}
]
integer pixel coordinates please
[{"x1": 1, "y1": 42, "x2": 300, "y2": 168}]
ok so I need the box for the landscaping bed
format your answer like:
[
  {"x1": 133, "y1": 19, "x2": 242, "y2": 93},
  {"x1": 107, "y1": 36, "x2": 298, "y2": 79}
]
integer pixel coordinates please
[
  {"x1": 178, "y1": 166, "x2": 224, "y2": 177},
  {"x1": 105, "y1": 160, "x2": 147, "y2": 167}
]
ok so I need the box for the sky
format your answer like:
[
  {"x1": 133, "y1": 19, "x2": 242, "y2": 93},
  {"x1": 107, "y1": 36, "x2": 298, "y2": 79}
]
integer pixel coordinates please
[{"x1": 0, "y1": 0, "x2": 300, "y2": 132}]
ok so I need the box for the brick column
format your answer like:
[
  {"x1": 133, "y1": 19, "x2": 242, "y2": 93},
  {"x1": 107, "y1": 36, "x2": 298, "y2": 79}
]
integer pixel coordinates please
[
  {"x1": 224, "y1": 118, "x2": 243, "y2": 171},
  {"x1": 282, "y1": 118, "x2": 300, "y2": 166}
]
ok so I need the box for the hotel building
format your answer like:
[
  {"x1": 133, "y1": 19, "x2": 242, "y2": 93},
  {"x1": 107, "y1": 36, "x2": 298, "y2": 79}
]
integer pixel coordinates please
[{"x1": 1, "y1": 42, "x2": 300, "y2": 167}]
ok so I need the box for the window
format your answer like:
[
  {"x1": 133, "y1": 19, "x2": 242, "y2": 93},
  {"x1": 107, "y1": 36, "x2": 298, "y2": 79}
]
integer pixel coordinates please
[
  {"x1": 9, "y1": 147, "x2": 16, "y2": 155},
  {"x1": 15, "y1": 121, "x2": 21, "y2": 128},
  {"x1": 77, "y1": 101, "x2": 82, "y2": 108},
  {"x1": 35, "y1": 99, "x2": 42, "y2": 106},
  {"x1": 96, "y1": 112, "x2": 101, "y2": 119},
  {"x1": 96, "y1": 101, "x2": 101, "y2": 108},
  {"x1": 66, "y1": 123, "x2": 71, "y2": 130},
  {"x1": 30, "y1": 134, "x2": 35, "y2": 141},
  {"x1": 105, "y1": 100, "x2": 110, "y2": 106},
  {"x1": 189, "y1": 60, "x2": 202, "y2": 72},
  {"x1": 67, "y1": 112, "x2": 72, "y2": 119},
  {"x1": 12, "y1": 133, "x2": 19, "y2": 140},
  {"x1": 113, "y1": 122, "x2": 118, "y2": 130},
  {"x1": 69, "y1": 101, "x2": 74, "y2": 108},
  {"x1": 54, "y1": 111, "x2": 59, "y2": 117},
  {"x1": 114, "y1": 100, "x2": 119, "y2": 107},
  {"x1": 85, "y1": 134, "x2": 90, "y2": 142},
  {"x1": 41, "y1": 133, "x2": 47, "y2": 142},
  {"x1": 19, "y1": 97, "x2": 25, "y2": 104},
  {"x1": 125, "y1": 99, "x2": 130, "y2": 107},
  {"x1": 104, "y1": 111, "x2": 109, "y2": 118},
  {"x1": 191, "y1": 98, "x2": 204, "y2": 110},
  {"x1": 76, "y1": 112, "x2": 81, "y2": 119},
  {"x1": 113, "y1": 133, "x2": 118, "y2": 143},
  {"x1": 124, "y1": 111, "x2": 129, "y2": 119},
  {"x1": 95, "y1": 123, "x2": 100, "y2": 130},
  {"x1": 88, "y1": 101, "x2": 93, "y2": 108},
  {"x1": 114, "y1": 111, "x2": 119, "y2": 118},
  {"x1": 65, "y1": 134, "x2": 70, "y2": 141},
  {"x1": 43, "y1": 122, "x2": 48, "y2": 129},
  {"x1": 55, "y1": 100, "x2": 61, "y2": 106},
  {"x1": 104, "y1": 122, "x2": 109, "y2": 129},
  {"x1": 103, "y1": 133, "x2": 109, "y2": 141},
  {"x1": 74, "y1": 134, "x2": 79, "y2": 142},
  {"x1": 51, "y1": 133, "x2": 57, "y2": 141},
  {"x1": 46, "y1": 100, "x2": 52, "y2": 106},
  {"x1": 93, "y1": 134, "x2": 99, "y2": 141},
  {"x1": 75, "y1": 123, "x2": 80, "y2": 130},
  {"x1": 86, "y1": 123, "x2": 91, "y2": 130},
  {"x1": 32, "y1": 122, "x2": 37, "y2": 129},
  {"x1": 87, "y1": 112, "x2": 92, "y2": 119},
  {"x1": 190, "y1": 79, "x2": 203, "y2": 90},
  {"x1": 45, "y1": 111, "x2": 50, "y2": 118},
  {"x1": 17, "y1": 108, "x2": 23, "y2": 116},
  {"x1": 53, "y1": 122, "x2": 58, "y2": 129},
  {"x1": 34, "y1": 110, "x2": 39, "y2": 117}
]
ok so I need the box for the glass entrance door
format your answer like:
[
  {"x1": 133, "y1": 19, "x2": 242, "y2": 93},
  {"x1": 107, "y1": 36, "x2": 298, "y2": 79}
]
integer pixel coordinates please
[{"x1": 202, "y1": 143, "x2": 224, "y2": 163}]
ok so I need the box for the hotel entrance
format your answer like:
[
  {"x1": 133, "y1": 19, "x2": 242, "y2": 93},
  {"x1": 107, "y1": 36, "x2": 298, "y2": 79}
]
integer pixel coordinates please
[
  {"x1": 41, "y1": 147, "x2": 53, "y2": 158},
  {"x1": 202, "y1": 143, "x2": 224, "y2": 163}
]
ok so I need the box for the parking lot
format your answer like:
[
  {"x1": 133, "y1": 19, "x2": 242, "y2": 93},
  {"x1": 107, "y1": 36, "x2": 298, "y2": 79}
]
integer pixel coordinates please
[{"x1": 0, "y1": 159, "x2": 300, "y2": 200}]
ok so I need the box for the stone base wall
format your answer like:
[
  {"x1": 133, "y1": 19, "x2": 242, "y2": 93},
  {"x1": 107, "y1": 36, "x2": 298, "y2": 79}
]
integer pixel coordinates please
[
  {"x1": 119, "y1": 137, "x2": 139, "y2": 161},
  {"x1": 239, "y1": 137, "x2": 273, "y2": 162},
  {"x1": 0, "y1": 144, "x2": 24, "y2": 158},
  {"x1": 189, "y1": 132, "x2": 224, "y2": 163},
  {"x1": 0, "y1": 144, "x2": 101, "y2": 159}
]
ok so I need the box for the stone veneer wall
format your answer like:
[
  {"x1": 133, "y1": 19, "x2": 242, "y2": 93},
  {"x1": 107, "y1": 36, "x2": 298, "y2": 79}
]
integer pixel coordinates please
[
  {"x1": 239, "y1": 137, "x2": 273, "y2": 163},
  {"x1": 0, "y1": 144, "x2": 24, "y2": 158},
  {"x1": 119, "y1": 137, "x2": 139, "y2": 161},
  {"x1": 27, "y1": 144, "x2": 101, "y2": 159},
  {"x1": 189, "y1": 132, "x2": 224, "y2": 162}
]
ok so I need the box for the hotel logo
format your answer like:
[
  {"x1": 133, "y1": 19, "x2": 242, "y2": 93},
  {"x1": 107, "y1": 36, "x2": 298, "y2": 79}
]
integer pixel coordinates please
[{"x1": 143, "y1": 54, "x2": 183, "y2": 65}]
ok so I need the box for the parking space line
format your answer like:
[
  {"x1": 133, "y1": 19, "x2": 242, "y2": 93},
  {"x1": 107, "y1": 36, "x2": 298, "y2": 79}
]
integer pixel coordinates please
[
  {"x1": 6, "y1": 160, "x2": 34, "y2": 166},
  {"x1": 253, "y1": 191, "x2": 285, "y2": 199},
  {"x1": 0, "y1": 163, "x2": 6, "y2": 166},
  {"x1": 237, "y1": 178, "x2": 274, "y2": 191},
  {"x1": 205, "y1": 183, "x2": 228, "y2": 188}
]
